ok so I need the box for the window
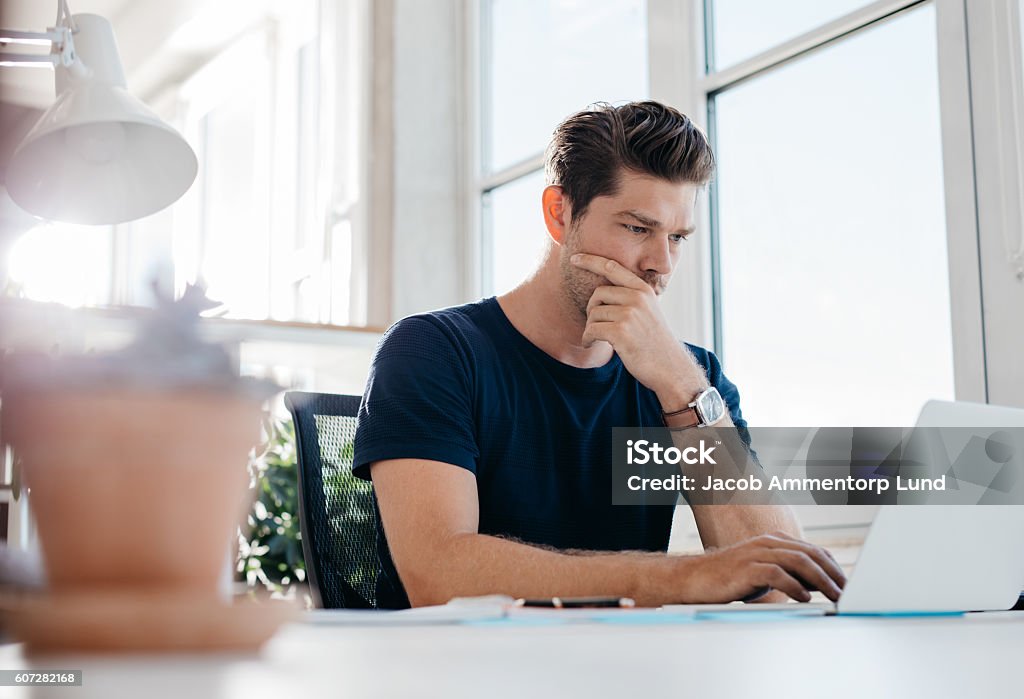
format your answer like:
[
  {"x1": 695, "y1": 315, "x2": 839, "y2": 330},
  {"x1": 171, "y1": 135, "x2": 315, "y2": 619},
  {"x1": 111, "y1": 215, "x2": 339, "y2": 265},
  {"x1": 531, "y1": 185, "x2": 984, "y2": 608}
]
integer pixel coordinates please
[
  {"x1": 180, "y1": 33, "x2": 274, "y2": 321},
  {"x1": 711, "y1": 3, "x2": 954, "y2": 426},
  {"x1": 5, "y1": 0, "x2": 367, "y2": 329},
  {"x1": 483, "y1": 170, "x2": 549, "y2": 295},
  {"x1": 708, "y1": 0, "x2": 875, "y2": 70},
  {"x1": 176, "y1": 3, "x2": 360, "y2": 325},
  {"x1": 484, "y1": 0, "x2": 649, "y2": 174},
  {"x1": 478, "y1": 0, "x2": 649, "y2": 296}
]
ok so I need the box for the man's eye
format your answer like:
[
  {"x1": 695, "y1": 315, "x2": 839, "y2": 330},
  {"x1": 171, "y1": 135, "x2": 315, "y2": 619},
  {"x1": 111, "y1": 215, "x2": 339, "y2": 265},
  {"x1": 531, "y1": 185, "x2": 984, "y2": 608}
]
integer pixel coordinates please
[
  {"x1": 625, "y1": 224, "x2": 648, "y2": 234},
  {"x1": 670, "y1": 234, "x2": 688, "y2": 244}
]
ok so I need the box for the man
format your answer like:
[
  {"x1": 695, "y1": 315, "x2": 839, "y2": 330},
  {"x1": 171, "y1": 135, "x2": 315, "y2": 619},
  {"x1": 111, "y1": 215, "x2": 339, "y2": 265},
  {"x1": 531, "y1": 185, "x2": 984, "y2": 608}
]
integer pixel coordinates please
[{"x1": 353, "y1": 101, "x2": 845, "y2": 609}]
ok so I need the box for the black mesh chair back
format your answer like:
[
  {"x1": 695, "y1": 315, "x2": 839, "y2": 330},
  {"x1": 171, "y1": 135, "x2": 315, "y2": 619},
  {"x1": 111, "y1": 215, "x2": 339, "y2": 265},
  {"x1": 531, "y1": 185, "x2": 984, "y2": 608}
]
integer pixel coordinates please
[{"x1": 284, "y1": 391, "x2": 378, "y2": 609}]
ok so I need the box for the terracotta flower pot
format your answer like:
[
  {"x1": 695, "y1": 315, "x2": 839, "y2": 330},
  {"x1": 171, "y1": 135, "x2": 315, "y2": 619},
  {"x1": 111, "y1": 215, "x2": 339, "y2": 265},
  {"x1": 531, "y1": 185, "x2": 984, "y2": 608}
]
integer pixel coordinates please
[{"x1": 5, "y1": 387, "x2": 263, "y2": 595}]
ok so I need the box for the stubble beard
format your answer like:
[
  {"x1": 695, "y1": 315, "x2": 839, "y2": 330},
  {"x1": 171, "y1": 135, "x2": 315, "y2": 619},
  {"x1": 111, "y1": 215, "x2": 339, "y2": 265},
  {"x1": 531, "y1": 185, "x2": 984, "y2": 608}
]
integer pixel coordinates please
[
  {"x1": 559, "y1": 224, "x2": 600, "y2": 321},
  {"x1": 559, "y1": 223, "x2": 668, "y2": 322}
]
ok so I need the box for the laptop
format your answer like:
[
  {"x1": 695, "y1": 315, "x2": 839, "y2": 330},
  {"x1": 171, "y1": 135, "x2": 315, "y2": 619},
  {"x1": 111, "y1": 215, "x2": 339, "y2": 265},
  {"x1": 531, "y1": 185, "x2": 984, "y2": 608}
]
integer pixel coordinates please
[{"x1": 666, "y1": 400, "x2": 1024, "y2": 616}]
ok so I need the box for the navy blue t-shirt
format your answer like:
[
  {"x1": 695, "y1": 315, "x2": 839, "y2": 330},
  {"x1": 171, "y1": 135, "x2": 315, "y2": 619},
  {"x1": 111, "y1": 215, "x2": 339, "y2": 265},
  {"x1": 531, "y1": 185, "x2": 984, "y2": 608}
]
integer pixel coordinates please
[{"x1": 353, "y1": 297, "x2": 748, "y2": 609}]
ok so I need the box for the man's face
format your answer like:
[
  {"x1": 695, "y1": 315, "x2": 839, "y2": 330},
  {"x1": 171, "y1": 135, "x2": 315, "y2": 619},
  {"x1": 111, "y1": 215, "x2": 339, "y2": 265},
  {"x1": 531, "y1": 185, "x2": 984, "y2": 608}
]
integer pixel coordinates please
[{"x1": 559, "y1": 170, "x2": 699, "y2": 318}]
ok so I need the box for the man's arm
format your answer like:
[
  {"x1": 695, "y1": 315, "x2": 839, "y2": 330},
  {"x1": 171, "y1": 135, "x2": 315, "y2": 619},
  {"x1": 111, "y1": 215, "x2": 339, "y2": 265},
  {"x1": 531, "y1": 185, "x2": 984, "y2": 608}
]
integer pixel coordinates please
[
  {"x1": 371, "y1": 458, "x2": 844, "y2": 607},
  {"x1": 691, "y1": 503, "x2": 800, "y2": 550},
  {"x1": 655, "y1": 410, "x2": 813, "y2": 602},
  {"x1": 572, "y1": 252, "x2": 838, "y2": 601},
  {"x1": 656, "y1": 379, "x2": 804, "y2": 551},
  {"x1": 655, "y1": 374, "x2": 806, "y2": 597}
]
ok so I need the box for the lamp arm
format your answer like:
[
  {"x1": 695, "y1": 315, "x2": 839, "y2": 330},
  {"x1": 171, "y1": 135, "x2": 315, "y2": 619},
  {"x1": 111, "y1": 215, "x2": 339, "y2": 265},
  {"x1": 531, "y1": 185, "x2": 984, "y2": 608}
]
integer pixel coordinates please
[
  {"x1": 0, "y1": 25, "x2": 79, "y2": 69},
  {"x1": 0, "y1": 28, "x2": 66, "y2": 45}
]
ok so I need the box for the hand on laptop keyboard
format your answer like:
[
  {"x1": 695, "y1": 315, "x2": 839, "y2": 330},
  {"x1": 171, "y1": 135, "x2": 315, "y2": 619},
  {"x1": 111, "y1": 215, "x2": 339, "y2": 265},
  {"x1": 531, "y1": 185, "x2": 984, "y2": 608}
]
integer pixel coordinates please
[{"x1": 677, "y1": 531, "x2": 847, "y2": 603}]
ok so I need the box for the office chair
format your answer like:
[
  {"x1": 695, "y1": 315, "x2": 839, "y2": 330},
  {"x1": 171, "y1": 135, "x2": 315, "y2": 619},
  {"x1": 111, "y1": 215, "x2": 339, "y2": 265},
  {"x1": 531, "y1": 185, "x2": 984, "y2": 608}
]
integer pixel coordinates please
[{"x1": 284, "y1": 391, "x2": 379, "y2": 609}]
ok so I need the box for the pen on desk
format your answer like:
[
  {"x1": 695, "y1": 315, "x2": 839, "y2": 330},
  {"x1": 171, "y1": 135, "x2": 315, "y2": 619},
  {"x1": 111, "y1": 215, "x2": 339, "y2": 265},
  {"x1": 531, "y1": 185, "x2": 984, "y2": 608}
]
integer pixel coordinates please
[{"x1": 514, "y1": 596, "x2": 636, "y2": 609}]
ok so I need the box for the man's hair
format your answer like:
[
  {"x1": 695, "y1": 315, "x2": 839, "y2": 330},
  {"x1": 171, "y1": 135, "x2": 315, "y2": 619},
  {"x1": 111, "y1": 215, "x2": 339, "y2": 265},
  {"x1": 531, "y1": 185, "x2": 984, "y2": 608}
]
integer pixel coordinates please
[{"x1": 544, "y1": 101, "x2": 715, "y2": 224}]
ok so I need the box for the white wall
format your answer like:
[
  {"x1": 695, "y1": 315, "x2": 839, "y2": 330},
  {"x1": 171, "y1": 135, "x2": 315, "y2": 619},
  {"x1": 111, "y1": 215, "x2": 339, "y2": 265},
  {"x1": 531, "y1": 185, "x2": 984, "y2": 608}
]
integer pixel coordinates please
[{"x1": 389, "y1": 0, "x2": 468, "y2": 321}]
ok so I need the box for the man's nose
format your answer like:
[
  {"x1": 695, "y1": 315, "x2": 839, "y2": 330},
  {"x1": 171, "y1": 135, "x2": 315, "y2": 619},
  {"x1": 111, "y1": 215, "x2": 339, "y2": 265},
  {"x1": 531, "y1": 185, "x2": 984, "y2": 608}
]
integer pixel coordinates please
[{"x1": 641, "y1": 236, "x2": 674, "y2": 276}]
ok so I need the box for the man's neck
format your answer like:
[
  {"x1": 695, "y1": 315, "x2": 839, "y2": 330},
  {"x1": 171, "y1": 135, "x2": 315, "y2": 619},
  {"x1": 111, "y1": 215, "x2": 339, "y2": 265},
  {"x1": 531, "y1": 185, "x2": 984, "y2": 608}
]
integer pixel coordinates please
[{"x1": 496, "y1": 263, "x2": 615, "y2": 370}]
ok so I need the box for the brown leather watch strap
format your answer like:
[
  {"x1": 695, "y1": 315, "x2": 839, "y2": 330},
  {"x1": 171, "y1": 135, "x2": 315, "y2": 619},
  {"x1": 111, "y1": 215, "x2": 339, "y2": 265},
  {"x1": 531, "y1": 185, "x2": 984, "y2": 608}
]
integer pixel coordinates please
[{"x1": 662, "y1": 404, "x2": 700, "y2": 429}]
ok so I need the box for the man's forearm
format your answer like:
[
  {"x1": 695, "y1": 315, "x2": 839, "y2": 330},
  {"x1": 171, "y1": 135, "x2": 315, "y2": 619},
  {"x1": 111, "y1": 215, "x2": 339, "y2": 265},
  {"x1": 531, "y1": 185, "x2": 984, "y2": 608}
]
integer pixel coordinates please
[
  {"x1": 663, "y1": 415, "x2": 803, "y2": 600},
  {"x1": 663, "y1": 413, "x2": 800, "y2": 544},
  {"x1": 691, "y1": 503, "x2": 801, "y2": 548},
  {"x1": 401, "y1": 531, "x2": 691, "y2": 608}
]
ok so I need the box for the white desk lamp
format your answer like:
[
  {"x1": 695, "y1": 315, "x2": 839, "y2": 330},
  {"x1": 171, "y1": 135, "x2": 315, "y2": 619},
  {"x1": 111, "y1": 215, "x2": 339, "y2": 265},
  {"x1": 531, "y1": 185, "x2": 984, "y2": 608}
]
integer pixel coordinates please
[{"x1": 0, "y1": 1, "x2": 198, "y2": 225}]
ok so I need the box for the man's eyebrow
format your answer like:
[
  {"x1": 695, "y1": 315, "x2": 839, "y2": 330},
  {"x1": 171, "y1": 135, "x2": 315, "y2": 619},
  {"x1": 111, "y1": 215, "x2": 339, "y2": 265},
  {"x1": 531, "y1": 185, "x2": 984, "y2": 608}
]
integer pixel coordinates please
[
  {"x1": 616, "y1": 209, "x2": 661, "y2": 227},
  {"x1": 615, "y1": 209, "x2": 696, "y2": 235}
]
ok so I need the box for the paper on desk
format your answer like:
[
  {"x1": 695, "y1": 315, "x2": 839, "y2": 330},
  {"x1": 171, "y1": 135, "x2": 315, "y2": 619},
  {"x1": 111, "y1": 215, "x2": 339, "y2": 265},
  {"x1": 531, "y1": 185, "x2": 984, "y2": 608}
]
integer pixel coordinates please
[
  {"x1": 303, "y1": 595, "x2": 512, "y2": 626},
  {"x1": 307, "y1": 596, "x2": 837, "y2": 626},
  {"x1": 663, "y1": 602, "x2": 829, "y2": 617},
  {"x1": 303, "y1": 595, "x2": 696, "y2": 626},
  {"x1": 483, "y1": 607, "x2": 698, "y2": 626},
  {"x1": 303, "y1": 606, "x2": 506, "y2": 626}
]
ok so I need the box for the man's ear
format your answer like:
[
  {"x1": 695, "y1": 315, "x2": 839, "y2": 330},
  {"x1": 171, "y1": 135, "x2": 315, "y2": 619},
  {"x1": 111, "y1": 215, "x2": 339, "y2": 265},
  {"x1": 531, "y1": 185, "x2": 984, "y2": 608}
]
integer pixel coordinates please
[{"x1": 542, "y1": 185, "x2": 570, "y2": 245}]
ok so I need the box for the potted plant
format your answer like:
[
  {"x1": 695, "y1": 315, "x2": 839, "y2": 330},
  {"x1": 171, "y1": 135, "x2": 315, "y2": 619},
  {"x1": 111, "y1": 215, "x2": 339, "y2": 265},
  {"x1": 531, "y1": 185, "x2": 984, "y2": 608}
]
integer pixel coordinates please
[{"x1": 1, "y1": 284, "x2": 296, "y2": 653}]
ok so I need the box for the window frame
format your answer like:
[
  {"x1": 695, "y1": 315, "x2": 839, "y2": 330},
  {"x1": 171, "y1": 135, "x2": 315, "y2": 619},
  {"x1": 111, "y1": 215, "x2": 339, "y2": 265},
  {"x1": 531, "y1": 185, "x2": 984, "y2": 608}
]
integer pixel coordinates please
[
  {"x1": 469, "y1": 0, "x2": 551, "y2": 297},
  {"x1": 465, "y1": 0, "x2": 651, "y2": 299},
  {"x1": 647, "y1": 0, "x2": 1024, "y2": 409},
  {"x1": 651, "y1": 0, "x2": 1024, "y2": 537},
  {"x1": 963, "y1": 0, "x2": 1024, "y2": 406},
  {"x1": 464, "y1": 0, "x2": 1024, "y2": 404}
]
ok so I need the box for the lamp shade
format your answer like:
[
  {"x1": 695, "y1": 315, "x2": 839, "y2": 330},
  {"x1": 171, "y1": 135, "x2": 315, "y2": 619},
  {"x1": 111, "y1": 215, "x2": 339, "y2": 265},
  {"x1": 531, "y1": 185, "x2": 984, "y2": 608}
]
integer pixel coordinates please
[{"x1": 5, "y1": 14, "x2": 198, "y2": 225}]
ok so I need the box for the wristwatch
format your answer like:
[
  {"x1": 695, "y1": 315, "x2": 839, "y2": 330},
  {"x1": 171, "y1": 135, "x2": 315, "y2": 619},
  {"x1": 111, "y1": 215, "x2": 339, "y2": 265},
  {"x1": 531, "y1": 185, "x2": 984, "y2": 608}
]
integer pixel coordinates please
[{"x1": 662, "y1": 387, "x2": 727, "y2": 429}]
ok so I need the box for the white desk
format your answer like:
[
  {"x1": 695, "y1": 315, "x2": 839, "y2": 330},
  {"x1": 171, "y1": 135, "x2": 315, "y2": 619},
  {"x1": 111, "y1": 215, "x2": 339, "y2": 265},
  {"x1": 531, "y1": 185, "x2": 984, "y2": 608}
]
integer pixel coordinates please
[{"x1": 1, "y1": 612, "x2": 1022, "y2": 698}]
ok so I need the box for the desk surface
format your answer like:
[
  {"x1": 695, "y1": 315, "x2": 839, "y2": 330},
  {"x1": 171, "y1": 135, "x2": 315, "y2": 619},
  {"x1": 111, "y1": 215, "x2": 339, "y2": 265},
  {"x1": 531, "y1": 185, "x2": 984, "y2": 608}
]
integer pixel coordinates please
[{"x1": 1, "y1": 612, "x2": 1021, "y2": 698}]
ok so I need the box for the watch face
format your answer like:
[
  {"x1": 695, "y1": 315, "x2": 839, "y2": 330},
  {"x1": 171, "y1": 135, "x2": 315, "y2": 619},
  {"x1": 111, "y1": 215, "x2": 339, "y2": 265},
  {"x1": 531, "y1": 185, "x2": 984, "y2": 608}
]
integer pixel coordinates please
[{"x1": 696, "y1": 388, "x2": 726, "y2": 426}]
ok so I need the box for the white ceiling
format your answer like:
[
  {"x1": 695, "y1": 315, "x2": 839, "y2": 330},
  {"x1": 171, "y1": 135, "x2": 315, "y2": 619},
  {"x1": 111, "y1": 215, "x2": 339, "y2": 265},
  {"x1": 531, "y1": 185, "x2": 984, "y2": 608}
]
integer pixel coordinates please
[
  {"x1": 3, "y1": 0, "x2": 135, "y2": 26},
  {"x1": 1, "y1": 0, "x2": 272, "y2": 110}
]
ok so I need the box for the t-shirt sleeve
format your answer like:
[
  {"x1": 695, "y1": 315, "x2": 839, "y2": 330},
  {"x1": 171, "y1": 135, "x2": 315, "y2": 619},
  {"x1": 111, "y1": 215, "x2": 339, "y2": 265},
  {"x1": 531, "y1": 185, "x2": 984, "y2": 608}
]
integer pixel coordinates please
[{"x1": 352, "y1": 315, "x2": 479, "y2": 481}]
